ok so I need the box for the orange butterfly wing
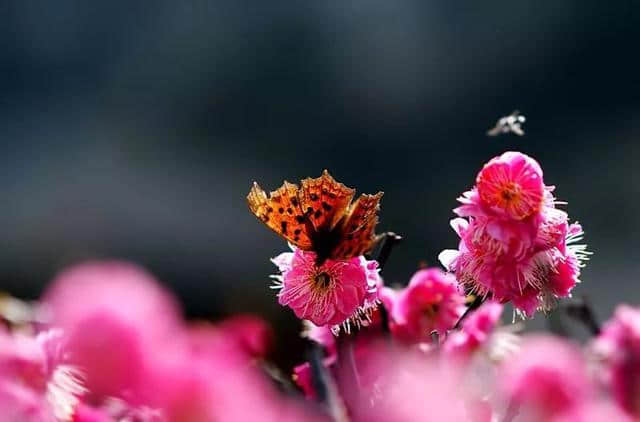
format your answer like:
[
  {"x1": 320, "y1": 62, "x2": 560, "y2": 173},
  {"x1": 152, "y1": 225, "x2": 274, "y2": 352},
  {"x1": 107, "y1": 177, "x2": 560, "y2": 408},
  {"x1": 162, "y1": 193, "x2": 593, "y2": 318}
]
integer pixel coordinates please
[
  {"x1": 248, "y1": 171, "x2": 383, "y2": 261},
  {"x1": 331, "y1": 192, "x2": 383, "y2": 259},
  {"x1": 247, "y1": 181, "x2": 313, "y2": 250},
  {"x1": 299, "y1": 170, "x2": 355, "y2": 232}
]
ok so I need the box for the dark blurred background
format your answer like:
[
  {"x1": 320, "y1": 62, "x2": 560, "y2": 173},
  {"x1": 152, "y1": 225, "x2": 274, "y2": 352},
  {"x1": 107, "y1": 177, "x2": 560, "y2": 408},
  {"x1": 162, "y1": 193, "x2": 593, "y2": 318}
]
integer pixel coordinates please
[{"x1": 1, "y1": 1, "x2": 639, "y2": 366}]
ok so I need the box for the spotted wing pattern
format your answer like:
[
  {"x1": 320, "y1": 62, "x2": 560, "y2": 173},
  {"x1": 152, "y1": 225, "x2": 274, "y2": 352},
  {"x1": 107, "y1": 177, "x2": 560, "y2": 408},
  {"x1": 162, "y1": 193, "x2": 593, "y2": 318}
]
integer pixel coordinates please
[
  {"x1": 248, "y1": 171, "x2": 383, "y2": 260},
  {"x1": 247, "y1": 181, "x2": 312, "y2": 249},
  {"x1": 332, "y1": 192, "x2": 384, "y2": 259},
  {"x1": 299, "y1": 170, "x2": 355, "y2": 232}
]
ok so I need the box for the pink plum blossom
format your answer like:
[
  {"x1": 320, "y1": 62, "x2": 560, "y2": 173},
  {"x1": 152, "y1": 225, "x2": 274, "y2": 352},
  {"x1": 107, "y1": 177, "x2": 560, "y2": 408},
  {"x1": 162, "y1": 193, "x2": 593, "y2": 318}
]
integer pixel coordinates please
[
  {"x1": 591, "y1": 304, "x2": 640, "y2": 417},
  {"x1": 215, "y1": 314, "x2": 274, "y2": 359},
  {"x1": 383, "y1": 268, "x2": 465, "y2": 342},
  {"x1": 440, "y1": 151, "x2": 589, "y2": 317},
  {"x1": 443, "y1": 300, "x2": 504, "y2": 361},
  {"x1": 475, "y1": 151, "x2": 545, "y2": 220},
  {"x1": 272, "y1": 248, "x2": 380, "y2": 331},
  {"x1": 499, "y1": 335, "x2": 593, "y2": 420},
  {"x1": 42, "y1": 261, "x2": 183, "y2": 405}
]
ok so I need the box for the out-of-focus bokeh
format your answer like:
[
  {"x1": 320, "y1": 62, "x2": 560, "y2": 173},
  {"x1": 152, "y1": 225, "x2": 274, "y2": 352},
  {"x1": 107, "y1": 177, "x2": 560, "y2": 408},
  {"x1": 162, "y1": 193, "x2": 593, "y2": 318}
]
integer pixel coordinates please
[{"x1": 1, "y1": 2, "x2": 639, "y2": 365}]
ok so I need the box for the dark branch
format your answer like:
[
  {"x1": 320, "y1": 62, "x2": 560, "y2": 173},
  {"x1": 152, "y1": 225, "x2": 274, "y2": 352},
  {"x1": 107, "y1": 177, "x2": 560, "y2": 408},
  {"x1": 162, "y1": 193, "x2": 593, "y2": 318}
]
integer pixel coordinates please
[
  {"x1": 376, "y1": 232, "x2": 403, "y2": 271},
  {"x1": 454, "y1": 295, "x2": 486, "y2": 329},
  {"x1": 308, "y1": 343, "x2": 329, "y2": 403}
]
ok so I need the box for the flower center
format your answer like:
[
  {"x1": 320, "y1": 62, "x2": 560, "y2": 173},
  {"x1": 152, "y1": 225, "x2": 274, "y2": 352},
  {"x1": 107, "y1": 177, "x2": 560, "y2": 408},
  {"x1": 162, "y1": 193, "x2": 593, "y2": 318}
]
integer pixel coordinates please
[
  {"x1": 422, "y1": 303, "x2": 439, "y2": 319},
  {"x1": 498, "y1": 182, "x2": 521, "y2": 205},
  {"x1": 313, "y1": 272, "x2": 332, "y2": 290}
]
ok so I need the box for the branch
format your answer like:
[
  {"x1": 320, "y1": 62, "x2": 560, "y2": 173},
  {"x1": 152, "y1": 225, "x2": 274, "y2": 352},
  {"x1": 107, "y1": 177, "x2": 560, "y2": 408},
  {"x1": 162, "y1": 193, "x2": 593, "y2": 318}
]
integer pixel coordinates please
[
  {"x1": 454, "y1": 295, "x2": 486, "y2": 329},
  {"x1": 376, "y1": 232, "x2": 403, "y2": 271}
]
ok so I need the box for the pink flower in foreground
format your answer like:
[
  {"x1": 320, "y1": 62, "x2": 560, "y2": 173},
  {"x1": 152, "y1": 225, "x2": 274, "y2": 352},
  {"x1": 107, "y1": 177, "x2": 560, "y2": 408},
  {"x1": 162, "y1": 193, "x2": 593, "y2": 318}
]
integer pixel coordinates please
[
  {"x1": 292, "y1": 363, "x2": 317, "y2": 400},
  {"x1": 42, "y1": 261, "x2": 183, "y2": 404},
  {"x1": 383, "y1": 268, "x2": 465, "y2": 342},
  {"x1": 347, "y1": 345, "x2": 483, "y2": 422},
  {"x1": 440, "y1": 151, "x2": 589, "y2": 317},
  {"x1": 34, "y1": 260, "x2": 325, "y2": 422},
  {"x1": 591, "y1": 305, "x2": 640, "y2": 417},
  {"x1": 0, "y1": 329, "x2": 84, "y2": 421},
  {"x1": 272, "y1": 248, "x2": 380, "y2": 331},
  {"x1": 499, "y1": 335, "x2": 593, "y2": 420},
  {"x1": 443, "y1": 300, "x2": 504, "y2": 361},
  {"x1": 216, "y1": 314, "x2": 274, "y2": 359},
  {"x1": 550, "y1": 401, "x2": 633, "y2": 422},
  {"x1": 147, "y1": 328, "x2": 329, "y2": 422}
]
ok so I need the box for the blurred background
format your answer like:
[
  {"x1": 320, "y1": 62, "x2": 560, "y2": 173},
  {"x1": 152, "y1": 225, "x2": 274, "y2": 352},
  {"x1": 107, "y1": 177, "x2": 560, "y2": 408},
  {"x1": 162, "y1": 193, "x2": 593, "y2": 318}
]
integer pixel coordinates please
[{"x1": 1, "y1": 1, "x2": 639, "y2": 367}]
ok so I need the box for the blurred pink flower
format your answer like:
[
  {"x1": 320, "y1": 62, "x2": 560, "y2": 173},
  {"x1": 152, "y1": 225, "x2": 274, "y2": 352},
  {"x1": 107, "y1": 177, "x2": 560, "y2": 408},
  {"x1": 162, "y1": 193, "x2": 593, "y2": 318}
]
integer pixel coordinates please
[
  {"x1": 1, "y1": 260, "x2": 329, "y2": 422},
  {"x1": 216, "y1": 314, "x2": 274, "y2": 359},
  {"x1": 72, "y1": 404, "x2": 113, "y2": 422},
  {"x1": 383, "y1": 268, "x2": 465, "y2": 342},
  {"x1": 499, "y1": 335, "x2": 593, "y2": 420},
  {"x1": 147, "y1": 326, "x2": 329, "y2": 422},
  {"x1": 42, "y1": 261, "x2": 183, "y2": 404},
  {"x1": 0, "y1": 329, "x2": 84, "y2": 421},
  {"x1": 443, "y1": 300, "x2": 504, "y2": 360},
  {"x1": 550, "y1": 401, "x2": 633, "y2": 422},
  {"x1": 591, "y1": 305, "x2": 640, "y2": 417},
  {"x1": 440, "y1": 151, "x2": 589, "y2": 317},
  {"x1": 347, "y1": 345, "x2": 483, "y2": 422},
  {"x1": 272, "y1": 248, "x2": 380, "y2": 330},
  {"x1": 292, "y1": 363, "x2": 316, "y2": 400}
]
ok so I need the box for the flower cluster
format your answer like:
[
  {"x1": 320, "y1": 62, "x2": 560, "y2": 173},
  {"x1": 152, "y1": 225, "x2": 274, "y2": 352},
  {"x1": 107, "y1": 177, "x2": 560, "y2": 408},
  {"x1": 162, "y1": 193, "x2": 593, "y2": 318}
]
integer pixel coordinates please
[
  {"x1": 439, "y1": 151, "x2": 589, "y2": 316},
  {"x1": 0, "y1": 261, "x2": 329, "y2": 422},
  {"x1": 291, "y1": 298, "x2": 639, "y2": 421}
]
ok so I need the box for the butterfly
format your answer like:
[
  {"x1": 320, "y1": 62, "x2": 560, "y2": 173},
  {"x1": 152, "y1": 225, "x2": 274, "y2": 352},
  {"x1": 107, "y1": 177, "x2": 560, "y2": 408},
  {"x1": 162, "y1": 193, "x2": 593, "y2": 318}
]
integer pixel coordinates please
[{"x1": 247, "y1": 170, "x2": 383, "y2": 264}]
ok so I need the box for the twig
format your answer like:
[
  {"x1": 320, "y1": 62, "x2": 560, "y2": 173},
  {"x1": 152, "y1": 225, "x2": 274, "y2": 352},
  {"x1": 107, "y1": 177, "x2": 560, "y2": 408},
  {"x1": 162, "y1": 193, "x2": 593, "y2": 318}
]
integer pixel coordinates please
[
  {"x1": 308, "y1": 344, "x2": 329, "y2": 403},
  {"x1": 376, "y1": 232, "x2": 403, "y2": 271},
  {"x1": 373, "y1": 232, "x2": 402, "y2": 334},
  {"x1": 308, "y1": 344, "x2": 350, "y2": 421},
  {"x1": 261, "y1": 361, "x2": 298, "y2": 395}
]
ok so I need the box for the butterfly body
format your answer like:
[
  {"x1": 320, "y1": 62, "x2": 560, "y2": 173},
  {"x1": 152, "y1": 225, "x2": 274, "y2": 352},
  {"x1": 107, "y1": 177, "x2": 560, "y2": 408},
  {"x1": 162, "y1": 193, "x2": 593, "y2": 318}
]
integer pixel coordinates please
[{"x1": 247, "y1": 170, "x2": 383, "y2": 265}]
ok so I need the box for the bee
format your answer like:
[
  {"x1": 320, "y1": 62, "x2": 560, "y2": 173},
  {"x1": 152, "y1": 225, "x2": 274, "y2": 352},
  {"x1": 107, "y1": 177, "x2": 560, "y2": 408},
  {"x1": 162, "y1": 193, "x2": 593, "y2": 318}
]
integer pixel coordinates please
[{"x1": 487, "y1": 110, "x2": 526, "y2": 137}]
